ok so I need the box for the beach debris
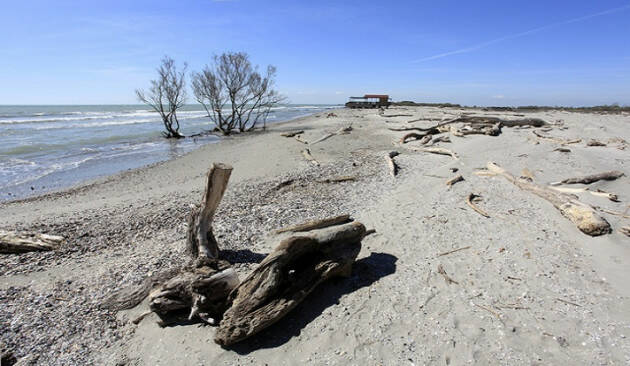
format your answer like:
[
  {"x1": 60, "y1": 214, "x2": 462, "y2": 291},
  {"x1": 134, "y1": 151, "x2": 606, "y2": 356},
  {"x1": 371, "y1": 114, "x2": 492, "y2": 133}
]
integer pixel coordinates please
[
  {"x1": 549, "y1": 186, "x2": 619, "y2": 202},
  {"x1": 386, "y1": 151, "x2": 400, "y2": 177},
  {"x1": 586, "y1": 139, "x2": 606, "y2": 147},
  {"x1": 485, "y1": 162, "x2": 611, "y2": 236},
  {"x1": 619, "y1": 226, "x2": 630, "y2": 237},
  {"x1": 215, "y1": 220, "x2": 366, "y2": 346},
  {"x1": 555, "y1": 298, "x2": 582, "y2": 307},
  {"x1": 532, "y1": 130, "x2": 581, "y2": 145},
  {"x1": 311, "y1": 125, "x2": 353, "y2": 145},
  {"x1": 554, "y1": 147, "x2": 571, "y2": 153},
  {"x1": 446, "y1": 174, "x2": 464, "y2": 186},
  {"x1": 381, "y1": 113, "x2": 413, "y2": 118},
  {"x1": 301, "y1": 148, "x2": 320, "y2": 166},
  {"x1": 0, "y1": 230, "x2": 64, "y2": 254},
  {"x1": 466, "y1": 193, "x2": 490, "y2": 218},
  {"x1": 596, "y1": 208, "x2": 630, "y2": 219},
  {"x1": 520, "y1": 168, "x2": 535, "y2": 181},
  {"x1": 274, "y1": 178, "x2": 295, "y2": 190},
  {"x1": 326, "y1": 112, "x2": 337, "y2": 118},
  {"x1": 316, "y1": 175, "x2": 356, "y2": 184},
  {"x1": 409, "y1": 146, "x2": 458, "y2": 159},
  {"x1": 280, "y1": 130, "x2": 304, "y2": 137},
  {"x1": 437, "y1": 264, "x2": 459, "y2": 285},
  {"x1": 294, "y1": 135, "x2": 308, "y2": 144},
  {"x1": 427, "y1": 135, "x2": 451, "y2": 146},
  {"x1": 550, "y1": 170, "x2": 624, "y2": 185},
  {"x1": 437, "y1": 245, "x2": 471, "y2": 257}
]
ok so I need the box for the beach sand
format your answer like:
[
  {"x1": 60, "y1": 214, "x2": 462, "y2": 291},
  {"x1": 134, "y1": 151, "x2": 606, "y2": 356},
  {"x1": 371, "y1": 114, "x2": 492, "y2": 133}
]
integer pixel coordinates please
[{"x1": 2, "y1": 106, "x2": 630, "y2": 365}]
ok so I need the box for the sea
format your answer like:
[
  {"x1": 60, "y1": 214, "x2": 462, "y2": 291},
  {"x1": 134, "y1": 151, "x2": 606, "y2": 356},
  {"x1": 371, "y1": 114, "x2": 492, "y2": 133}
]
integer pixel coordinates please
[{"x1": 0, "y1": 104, "x2": 339, "y2": 201}]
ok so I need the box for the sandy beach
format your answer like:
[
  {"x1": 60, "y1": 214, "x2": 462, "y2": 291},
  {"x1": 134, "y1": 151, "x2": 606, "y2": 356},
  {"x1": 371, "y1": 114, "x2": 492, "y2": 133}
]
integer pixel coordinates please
[{"x1": 2, "y1": 106, "x2": 630, "y2": 365}]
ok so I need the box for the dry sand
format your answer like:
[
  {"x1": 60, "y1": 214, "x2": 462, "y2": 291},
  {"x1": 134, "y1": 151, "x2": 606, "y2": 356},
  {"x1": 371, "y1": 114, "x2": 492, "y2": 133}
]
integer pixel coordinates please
[{"x1": 1, "y1": 106, "x2": 630, "y2": 365}]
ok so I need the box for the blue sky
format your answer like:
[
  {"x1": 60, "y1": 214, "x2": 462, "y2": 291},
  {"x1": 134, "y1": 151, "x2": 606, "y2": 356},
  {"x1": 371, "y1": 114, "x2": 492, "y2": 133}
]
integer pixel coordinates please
[{"x1": 1, "y1": 0, "x2": 629, "y2": 106}]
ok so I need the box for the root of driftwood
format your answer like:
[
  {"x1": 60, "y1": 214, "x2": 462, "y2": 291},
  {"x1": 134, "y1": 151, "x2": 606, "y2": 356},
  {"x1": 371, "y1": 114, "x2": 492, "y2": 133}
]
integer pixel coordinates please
[
  {"x1": 466, "y1": 193, "x2": 490, "y2": 218},
  {"x1": 0, "y1": 230, "x2": 64, "y2": 254},
  {"x1": 386, "y1": 151, "x2": 400, "y2": 177},
  {"x1": 301, "y1": 148, "x2": 320, "y2": 166},
  {"x1": 215, "y1": 220, "x2": 366, "y2": 346},
  {"x1": 446, "y1": 174, "x2": 464, "y2": 186},
  {"x1": 409, "y1": 146, "x2": 458, "y2": 159},
  {"x1": 486, "y1": 162, "x2": 611, "y2": 236},
  {"x1": 400, "y1": 132, "x2": 430, "y2": 144},
  {"x1": 428, "y1": 135, "x2": 451, "y2": 146},
  {"x1": 274, "y1": 214, "x2": 352, "y2": 234},
  {"x1": 316, "y1": 175, "x2": 356, "y2": 184},
  {"x1": 280, "y1": 130, "x2": 304, "y2": 138},
  {"x1": 551, "y1": 170, "x2": 624, "y2": 185},
  {"x1": 549, "y1": 186, "x2": 619, "y2": 202},
  {"x1": 437, "y1": 264, "x2": 458, "y2": 285}
]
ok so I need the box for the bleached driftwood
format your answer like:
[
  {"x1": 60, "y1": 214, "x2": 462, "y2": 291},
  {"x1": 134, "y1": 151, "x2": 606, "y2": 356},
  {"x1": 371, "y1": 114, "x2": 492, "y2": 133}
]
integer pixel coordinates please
[
  {"x1": 316, "y1": 175, "x2": 356, "y2": 184},
  {"x1": 215, "y1": 220, "x2": 366, "y2": 346},
  {"x1": 619, "y1": 226, "x2": 630, "y2": 237},
  {"x1": 551, "y1": 170, "x2": 624, "y2": 185},
  {"x1": 549, "y1": 186, "x2": 619, "y2": 202},
  {"x1": 532, "y1": 130, "x2": 581, "y2": 145},
  {"x1": 486, "y1": 162, "x2": 611, "y2": 236},
  {"x1": 446, "y1": 175, "x2": 464, "y2": 186},
  {"x1": 187, "y1": 163, "x2": 233, "y2": 260},
  {"x1": 586, "y1": 139, "x2": 606, "y2": 147},
  {"x1": 0, "y1": 230, "x2": 64, "y2": 254},
  {"x1": 311, "y1": 126, "x2": 353, "y2": 145},
  {"x1": 408, "y1": 146, "x2": 458, "y2": 159},
  {"x1": 386, "y1": 151, "x2": 400, "y2": 177},
  {"x1": 274, "y1": 214, "x2": 352, "y2": 234},
  {"x1": 301, "y1": 148, "x2": 320, "y2": 166}
]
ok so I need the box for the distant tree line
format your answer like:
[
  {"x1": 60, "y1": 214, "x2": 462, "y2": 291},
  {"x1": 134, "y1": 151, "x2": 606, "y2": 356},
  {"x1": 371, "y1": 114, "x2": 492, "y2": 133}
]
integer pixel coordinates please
[{"x1": 136, "y1": 52, "x2": 285, "y2": 138}]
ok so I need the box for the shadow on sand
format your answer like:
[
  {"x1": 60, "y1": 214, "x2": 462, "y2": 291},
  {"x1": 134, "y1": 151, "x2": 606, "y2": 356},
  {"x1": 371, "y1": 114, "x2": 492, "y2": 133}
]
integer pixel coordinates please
[{"x1": 225, "y1": 251, "x2": 398, "y2": 354}]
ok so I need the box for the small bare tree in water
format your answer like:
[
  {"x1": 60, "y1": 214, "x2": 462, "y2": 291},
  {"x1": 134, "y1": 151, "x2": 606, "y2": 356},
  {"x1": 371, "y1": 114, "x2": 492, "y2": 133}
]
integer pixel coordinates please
[
  {"x1": 136, "y1": 56, "x2": 187, "y2": 138},
  {"x1": 192, "y1": 52, "x2": 285, "y2": 135}
]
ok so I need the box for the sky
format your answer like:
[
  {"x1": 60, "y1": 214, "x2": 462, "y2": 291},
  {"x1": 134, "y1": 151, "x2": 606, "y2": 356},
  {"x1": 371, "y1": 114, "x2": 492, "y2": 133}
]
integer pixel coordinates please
[{"x1": 0, "y1": 0, "x2": 629, "y2": 106}]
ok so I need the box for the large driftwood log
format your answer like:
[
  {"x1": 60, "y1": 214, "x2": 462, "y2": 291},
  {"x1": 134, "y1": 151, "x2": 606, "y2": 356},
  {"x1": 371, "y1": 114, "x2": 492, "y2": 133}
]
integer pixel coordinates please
[
  {"x1": 551, "y1": 170, "x2": 624, "y2": 185},
  {"x1": 187, "y1": 163, "x2": 233, "y2": 260},
  {"x1": 215, "y1": 220, "x2": 366, "y2": 346},
  {"x1": 486, "y1": 162, "x2": 611, "y2": 236},
  {"x1": 0, "y1": 230, "x2": 64, "y2": 254}
]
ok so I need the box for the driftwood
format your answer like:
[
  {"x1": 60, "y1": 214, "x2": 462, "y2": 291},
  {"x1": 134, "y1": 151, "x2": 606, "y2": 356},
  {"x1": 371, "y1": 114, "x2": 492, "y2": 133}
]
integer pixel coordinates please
[
  {"x1": 215, "y1": 220, "x2": 366, "y2": 346},
  {"x1": 311, "y1": 126, "x2": 352, "y2": 145},
  {"x1": 316, "y1": 175, "x2": 356, "y2": 184},
  {"x1": 486, "y1": 162, "x2": 611, "y2": 236},
  {"x1": 274, "y1": 214, "x2": 352, "y2": 234},
  {"x1": 551, "y1": 170, "x2": 624, "y2": 185},
  {"x1": 437, "y1": 264, "x2": 458, "y2": 285},
  {"x1": 381, "y1": 114, "x2": 413, "y2": 118},
  {"x1": 301, "y1": 148, "x2": 320, "y2": 166},
  {"x1": 446, "y1": 175, "x2": 464, "y2": 186},
  {"x1": 386, "y1": 151, "x2": 400, "y2": 177},
  {"x1": 586, "y1": 139, "x2": 606, "y2": 147},
  {"x1": 187, "y1": 163, "x2": 233, "y2": 259},
  {"x1": 549, "y1": 186, "x2": 619, "y2": 202},
  {"x1": 427, "y1": 135, "x2": 451, "y2": 146},
  {"x1": 619, "y1": 226, "x2": 630, "y2": 237},
  {"x1": 532, "y1": 130, "x2": 581, "y2": 145},
  {"x1": 466, "y1": 193, "x2": 490, "y2": 218},
  {"x1": 294, "y1": 135, "x2": 308, "y2": 144},
  {"x1": 408, "y1": 146, "x2": 458, "y2": 159},
  {"x1": 280, "y1": 130, "x2": 304, "y2": 138},
  {"x1": 0, "y1": 230, "x2": 64, "y2": 254}
]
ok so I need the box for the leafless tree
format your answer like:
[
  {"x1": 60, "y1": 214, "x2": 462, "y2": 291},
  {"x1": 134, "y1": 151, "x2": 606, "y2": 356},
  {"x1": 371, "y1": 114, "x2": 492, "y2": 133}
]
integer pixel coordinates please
[
  {"x1": 192, "y1": 52, "x2": 285, "y2": 135},
  {"x1": 136, "y1": 56, "x2": 188, "y2": 138}
]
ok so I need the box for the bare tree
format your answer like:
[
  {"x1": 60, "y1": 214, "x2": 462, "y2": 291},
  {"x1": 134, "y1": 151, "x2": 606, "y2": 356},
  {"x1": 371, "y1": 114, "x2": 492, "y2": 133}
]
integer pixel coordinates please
[
  {"x1": 192, "y1": 52, "x2": 285, "y2": 135},
  {"x1": 136, "y1": 56, "x2": 188, "y2": 138}
]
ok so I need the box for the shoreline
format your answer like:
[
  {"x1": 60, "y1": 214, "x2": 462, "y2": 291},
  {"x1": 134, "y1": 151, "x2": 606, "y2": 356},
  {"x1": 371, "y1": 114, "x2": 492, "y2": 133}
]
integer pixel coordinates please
[
  {"x1": 1, "y1": 106, "x2": 629, "y2": 365},
  {"x1": 0, "y1": 112, "x2": 327, "y2": 204}
]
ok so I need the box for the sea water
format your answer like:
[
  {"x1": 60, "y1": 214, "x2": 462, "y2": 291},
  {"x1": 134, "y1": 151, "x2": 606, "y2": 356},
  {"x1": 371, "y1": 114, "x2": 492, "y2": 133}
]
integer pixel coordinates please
[{"x1": 0, "y1": 104, "x2": 337, "y2": 201}]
